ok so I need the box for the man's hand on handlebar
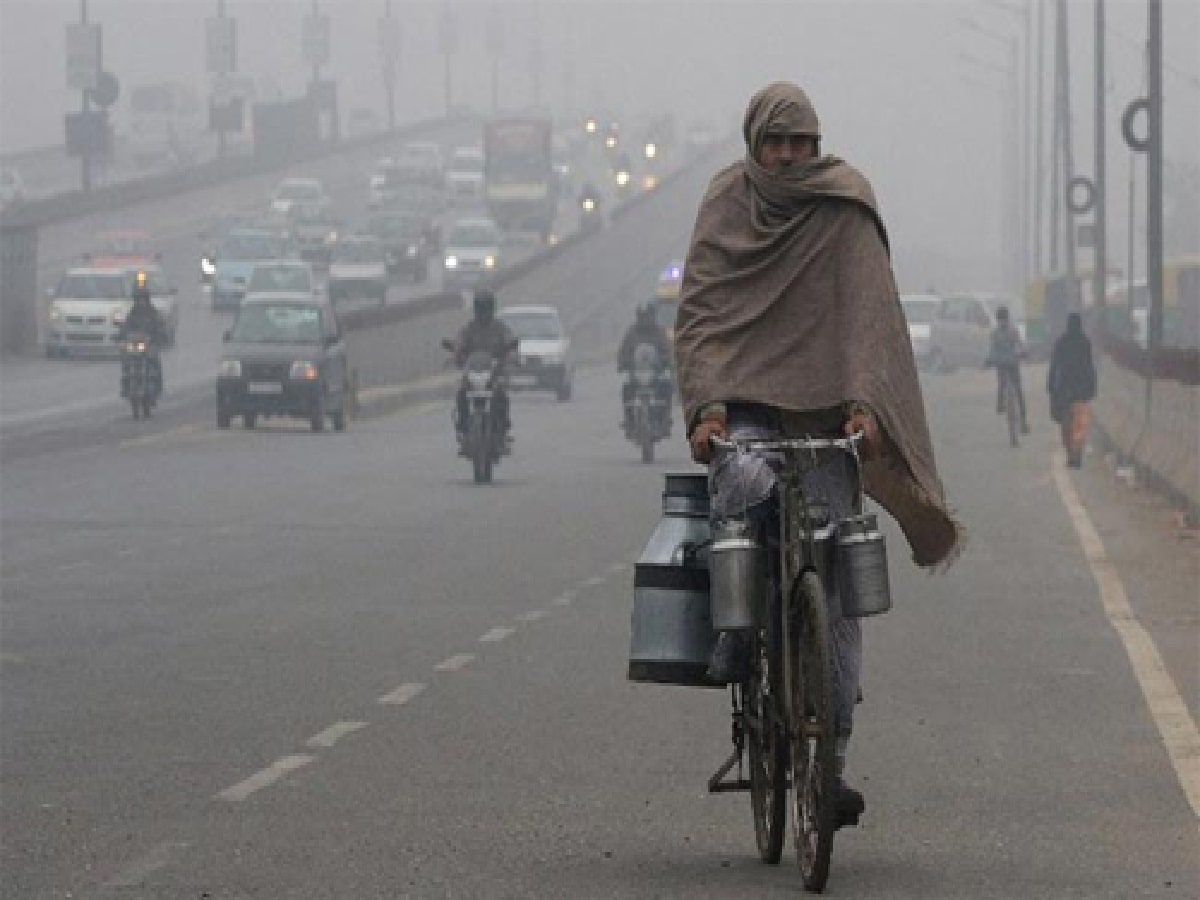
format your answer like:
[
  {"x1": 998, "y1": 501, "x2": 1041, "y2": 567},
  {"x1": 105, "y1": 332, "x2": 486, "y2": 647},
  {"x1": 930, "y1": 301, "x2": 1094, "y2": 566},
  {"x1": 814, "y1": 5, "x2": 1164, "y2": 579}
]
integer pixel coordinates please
[
  {"x1": 690, "y1": 413, "x2": 728, "y2": 464},
  {"x1": 844, "y1": 406, "x2": 881, "y2": 460}
]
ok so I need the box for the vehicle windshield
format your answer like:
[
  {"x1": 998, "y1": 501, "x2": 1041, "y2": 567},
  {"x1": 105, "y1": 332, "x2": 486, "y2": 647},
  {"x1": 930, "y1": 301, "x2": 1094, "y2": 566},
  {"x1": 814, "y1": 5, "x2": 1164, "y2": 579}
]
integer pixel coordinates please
[
  {"x1": 247, "y1": 265, "x2": 311, "y2": 293},
  {"x1": 447, "y1": 223, "x2": 498, "y2": 247},
  {"x1": 221, "y1": 232, "x2": 280, "y2": 261},
  {"x1": 333, "y1": 241, "x2": 383, "y2": 264},
  {"x1": 231, "y1": 303, "x2": 323, "y2": 344},
  {"x1": 499, "y1": 312, "x2": 562, "y2": 341},
  {"x1": 901, "y1": 299, "x2": 940, "y2": 324},
  {"x1": 55, "y1": 273, "x2": 130, "y2": 300},
  {"x1": 276, "y1": 181, "x2": 321, "y2": 201}
]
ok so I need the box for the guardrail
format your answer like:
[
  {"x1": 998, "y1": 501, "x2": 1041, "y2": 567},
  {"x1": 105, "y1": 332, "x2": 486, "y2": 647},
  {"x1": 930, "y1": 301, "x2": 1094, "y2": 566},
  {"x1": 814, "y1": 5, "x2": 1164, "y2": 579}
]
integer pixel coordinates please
[
  {"x1": 1091, "y1": 334, "x2": 1200, "y2": 522},
  {"x1": 0, "y1": 115, "x2": 464, "y2": 232}
]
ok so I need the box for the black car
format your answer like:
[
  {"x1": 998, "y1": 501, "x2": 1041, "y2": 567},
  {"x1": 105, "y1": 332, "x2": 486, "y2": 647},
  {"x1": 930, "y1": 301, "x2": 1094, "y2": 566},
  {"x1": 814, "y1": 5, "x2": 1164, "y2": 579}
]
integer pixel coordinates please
[
  {"x1": 216, "y1": 294, "x2": 350, "y2": 432},
  {"x1": 368, "y1": 210, "x2": 432, "y2": 283}
]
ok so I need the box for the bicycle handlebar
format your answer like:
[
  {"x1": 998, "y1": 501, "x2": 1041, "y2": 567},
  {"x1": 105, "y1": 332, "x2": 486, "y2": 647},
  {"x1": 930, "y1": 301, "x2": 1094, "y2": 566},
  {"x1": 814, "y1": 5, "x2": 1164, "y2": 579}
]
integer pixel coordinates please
[{"x1": 709, "y1": 431, "x2": 864, "y2": 453}]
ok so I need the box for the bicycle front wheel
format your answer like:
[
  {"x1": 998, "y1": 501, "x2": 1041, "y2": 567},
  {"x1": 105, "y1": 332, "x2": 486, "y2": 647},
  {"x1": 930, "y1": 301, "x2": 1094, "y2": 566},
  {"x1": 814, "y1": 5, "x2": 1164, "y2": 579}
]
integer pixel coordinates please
[
  {"x1": 746, "y1": 622, "x2": 787, "y2": 864},
  {"x1": 1005, "y1": 378, "x2": 1020, "y2": 447},
  {"x1": 788, "y1": 570, "x2": 838, "y2": 893}
]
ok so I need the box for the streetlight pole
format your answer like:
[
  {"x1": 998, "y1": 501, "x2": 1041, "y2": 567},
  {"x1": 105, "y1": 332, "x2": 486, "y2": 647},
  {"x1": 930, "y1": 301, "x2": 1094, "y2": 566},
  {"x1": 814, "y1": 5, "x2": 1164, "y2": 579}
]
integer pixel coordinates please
[
  {"x1": 1093, "y1": 0, "x2": 1107, "y2": 333},
  {"x1": 959, "y1": 18, "x2": 1022, "y2": 294},
  {"x1": 1146, "y1": 0, "x2": 1163, "y2": 351},
  {"x1": 79, "y1": 0, "x2": 92, "y2": 193}
]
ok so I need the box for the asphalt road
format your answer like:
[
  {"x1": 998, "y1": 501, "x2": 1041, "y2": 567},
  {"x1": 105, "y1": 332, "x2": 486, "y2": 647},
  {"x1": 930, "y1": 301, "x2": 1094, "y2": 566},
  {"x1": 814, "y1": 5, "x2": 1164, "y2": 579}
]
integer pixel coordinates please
[{"x1": 2, "y1": 148, "x2": 1197, "y2": 897}]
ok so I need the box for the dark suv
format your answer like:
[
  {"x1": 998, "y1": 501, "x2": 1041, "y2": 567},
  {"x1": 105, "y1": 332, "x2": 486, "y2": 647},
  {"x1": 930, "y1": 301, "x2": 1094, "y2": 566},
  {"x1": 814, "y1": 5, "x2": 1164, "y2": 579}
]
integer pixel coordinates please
[{"x1": 216, "y1": 294, "x2": 350, "y2": 432}]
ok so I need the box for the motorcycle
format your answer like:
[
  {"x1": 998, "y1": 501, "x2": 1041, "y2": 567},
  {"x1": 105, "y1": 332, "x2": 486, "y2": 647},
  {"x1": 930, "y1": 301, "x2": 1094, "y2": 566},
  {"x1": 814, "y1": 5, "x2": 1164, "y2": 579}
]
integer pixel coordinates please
[
  {"x1": 443, "y1": 340, "x2": 515, "y2": 484},
  {"x1": 120, "y1": 332, "x2": 161, "y2": 420},
  {"x1": 622, "y1": 342, "x2": 672, "y2": 463}
]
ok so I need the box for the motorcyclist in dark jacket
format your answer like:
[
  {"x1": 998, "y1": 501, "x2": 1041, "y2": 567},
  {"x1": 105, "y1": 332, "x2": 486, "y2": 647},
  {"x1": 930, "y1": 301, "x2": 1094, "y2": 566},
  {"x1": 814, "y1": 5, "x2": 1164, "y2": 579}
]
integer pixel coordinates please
[
  {"x1": 118, "y1": 271, "x2": 166, "y2": 395},
  {"x1": 618, "y1": 303, "x2": 673, "y2": 432},
  {"x1": 451, "y1": 289, "x2": 515, "y2": 443}
]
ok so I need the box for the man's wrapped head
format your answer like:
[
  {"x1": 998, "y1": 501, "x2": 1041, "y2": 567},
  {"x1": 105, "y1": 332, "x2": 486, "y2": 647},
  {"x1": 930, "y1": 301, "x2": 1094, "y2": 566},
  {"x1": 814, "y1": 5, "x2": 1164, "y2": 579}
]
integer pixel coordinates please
[{"x1": 742, "y1": 82, "x2": 821, "y2": 160}]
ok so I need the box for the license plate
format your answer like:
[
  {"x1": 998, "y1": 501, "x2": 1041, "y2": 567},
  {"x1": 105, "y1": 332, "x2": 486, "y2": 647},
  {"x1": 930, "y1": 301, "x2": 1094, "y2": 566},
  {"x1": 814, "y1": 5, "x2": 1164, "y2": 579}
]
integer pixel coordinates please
[{"x1": 247, "y1": 381, "x2": 283, "y2": 395}]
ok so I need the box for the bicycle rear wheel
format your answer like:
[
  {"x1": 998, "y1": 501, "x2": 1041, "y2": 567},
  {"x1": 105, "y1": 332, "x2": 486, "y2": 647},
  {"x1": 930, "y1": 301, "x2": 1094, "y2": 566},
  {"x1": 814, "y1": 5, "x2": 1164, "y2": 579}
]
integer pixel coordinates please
[
  {"x1": 1004, "y1": 377, "x2": 1020, "y2": 447},
  {"x1": 746, "y1": 621, "x2": 787, "y2": 863},
  {"x1": 788, "y1": 570, "x2": 837, "y2": 893}
]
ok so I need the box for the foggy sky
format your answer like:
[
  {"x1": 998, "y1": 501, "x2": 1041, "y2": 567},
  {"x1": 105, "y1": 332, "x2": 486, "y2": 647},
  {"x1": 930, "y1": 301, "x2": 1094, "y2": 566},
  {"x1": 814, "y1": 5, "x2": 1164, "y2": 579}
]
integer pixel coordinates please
[{"x1": 1, "y1": 0, "x2": 1197, "y2": 292}]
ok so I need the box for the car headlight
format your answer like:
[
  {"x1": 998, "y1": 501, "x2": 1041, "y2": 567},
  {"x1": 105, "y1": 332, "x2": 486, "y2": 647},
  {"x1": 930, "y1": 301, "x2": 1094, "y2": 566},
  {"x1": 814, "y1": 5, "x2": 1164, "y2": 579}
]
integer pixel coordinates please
[
  {"x1": 112, "y1": 311, "x2": 126, "y2": 325},
  {"x1": 616, "y1": 170, "x2": 630, "y2": 186},
  {"x1": 49, "y1": 306, "x2": 62, "y2": 322},
  {"x1": 466, "y1": 371, "x2": 491, "y2": 391},
  {"x1": 219, "y1": 359, "x2": 242, "y2": 377},
  {"x1": 200, "y1": 257, "x2": 216, "y2": 276},
  {"x1": 325, "y1": 231, "x2": 338, "y2": 244},
  {"x1": 582, "y1": 198, "x2": 596, "y2": 212},
  {"x1": 444, "y1": 255, "x2": 458, "y2": 270},
  {"x1": 406, "y1": 245, "x2": 418, "y2": 257},
  {"x1": 290, "y1": 360, "x2": 319, "y2": 380},
  {"x1": 483, "y1": 255, "x2": 496, "y2": 269}
]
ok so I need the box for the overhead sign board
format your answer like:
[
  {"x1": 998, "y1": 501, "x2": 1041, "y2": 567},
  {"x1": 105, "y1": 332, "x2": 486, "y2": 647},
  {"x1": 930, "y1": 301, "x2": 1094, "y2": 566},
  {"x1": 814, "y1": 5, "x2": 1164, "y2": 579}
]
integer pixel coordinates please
[
  {"x1": 65, "y1": 23, "x2": 102, "y2": 91},
  {"x1": 206, "y1": 16, "x2": 237, "y2": 74}
]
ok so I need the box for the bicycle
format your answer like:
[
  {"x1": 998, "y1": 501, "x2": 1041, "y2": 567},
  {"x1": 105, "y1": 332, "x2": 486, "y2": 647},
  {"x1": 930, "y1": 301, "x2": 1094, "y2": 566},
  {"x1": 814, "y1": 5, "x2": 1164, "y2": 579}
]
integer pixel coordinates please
[{"x1": 705, "y1": 430, "x2": 883, "y2": 893}]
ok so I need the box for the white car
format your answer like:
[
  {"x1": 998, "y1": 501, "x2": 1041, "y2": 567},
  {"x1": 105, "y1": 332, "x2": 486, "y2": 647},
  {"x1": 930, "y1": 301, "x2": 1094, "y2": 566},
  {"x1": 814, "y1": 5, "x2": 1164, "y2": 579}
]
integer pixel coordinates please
[
  {"x1": 497, "y1": 305, "x2": 574, "y2": 401},
  {"x1": 46, "y1": 266, "x2": 178, "y2": 357},
  {"x1": 928, "y1": 292, "x2": 1025, "y2": 373},
  {"x1": 442, "y1": 216, "x2": 501, "y2": 291},
  {"x1": 445, "y1": 145, "x2": 484, "y2": 202},
  {"x1": 327, "y1": 235, "x2": 388, "y2": 305},
  {"x1": 244, "y1": 260, "x2": 318, "y2": 301},
  {"x1": 270, "y1": 177, "x2": 331, "y2": 220},
  {"x1": 899, "y1": 293, "x2": 942, "y2": 370}
]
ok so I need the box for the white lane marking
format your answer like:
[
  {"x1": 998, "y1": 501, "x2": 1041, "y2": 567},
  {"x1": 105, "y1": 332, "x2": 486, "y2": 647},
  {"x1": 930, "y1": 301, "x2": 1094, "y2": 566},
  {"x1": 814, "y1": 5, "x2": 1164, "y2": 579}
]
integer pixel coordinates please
[
  {"x1": 581, "y1": 575, "x2": 606, "y2": 588},
  {"x1": 304, "y1": 720, "x2": 368, "y2": 749},
  {"x1": 103, "y1": 840, "x2": 190, "y2": 888},
  {"x1": 215, "y1": 754, "x2": 314, "y2": 802},
  {"x1": 53, "y1": 561, "x2": 92, "y2": 573},
  {"x1": 434, "y1": 653, "x2": 475, "y2": 672},
  {"x1": 1053, "y1": 452, "x2": 1200, "y2": 818},
  {"x1": 515, "y1": 609, "x2": 549, "y2": 623},
  {"x1": 479, "y1": 626, "x2": 516, "y2": 643},
  {"x1": 378, "y1": 682, "x2": 426, "y2": 705},
  {"x1": 552, "y1": 591, "x2": 576, "y2": 606}
]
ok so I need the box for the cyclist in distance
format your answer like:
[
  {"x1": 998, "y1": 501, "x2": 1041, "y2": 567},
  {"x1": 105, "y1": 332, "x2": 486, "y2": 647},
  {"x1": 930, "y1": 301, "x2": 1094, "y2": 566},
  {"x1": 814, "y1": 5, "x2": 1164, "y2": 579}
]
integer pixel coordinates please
[
  {"x1": 986, "y1": 305, "x2": 1029, "y2": 434},
  {"x1": 674, "y1": 81, "x2": 963, "y2": 829}
]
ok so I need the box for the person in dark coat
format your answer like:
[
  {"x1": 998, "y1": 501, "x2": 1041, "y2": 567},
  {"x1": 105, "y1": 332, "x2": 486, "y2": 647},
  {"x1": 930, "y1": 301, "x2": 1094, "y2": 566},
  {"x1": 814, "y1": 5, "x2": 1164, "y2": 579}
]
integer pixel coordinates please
[{"x1": 1047, "y1": 313, "x2": 1097, "y2": 467}]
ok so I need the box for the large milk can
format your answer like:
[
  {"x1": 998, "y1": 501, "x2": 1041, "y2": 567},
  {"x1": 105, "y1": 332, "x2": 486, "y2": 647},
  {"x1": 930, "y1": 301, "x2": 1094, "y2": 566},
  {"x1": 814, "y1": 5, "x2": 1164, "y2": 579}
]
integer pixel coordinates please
[{"x1": 628, "y1": 473, "x2": 719, "y2": 687}]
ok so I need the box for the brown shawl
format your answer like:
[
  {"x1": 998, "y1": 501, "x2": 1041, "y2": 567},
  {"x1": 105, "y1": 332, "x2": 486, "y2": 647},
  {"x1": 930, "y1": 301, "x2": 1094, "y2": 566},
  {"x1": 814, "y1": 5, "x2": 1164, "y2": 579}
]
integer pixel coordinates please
[{"x1": 674, "y1": 82, "x2": 962, "y2": 568}]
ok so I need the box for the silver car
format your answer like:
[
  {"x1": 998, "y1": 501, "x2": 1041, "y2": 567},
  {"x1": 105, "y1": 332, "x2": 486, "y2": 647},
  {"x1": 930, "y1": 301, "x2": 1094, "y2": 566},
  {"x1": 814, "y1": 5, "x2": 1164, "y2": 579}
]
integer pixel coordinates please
[
  {"x1": 928, "y1": 292, "x2": 1024, "y2": 373},
  {"x1": 497, "y1": 304, "x2": 574, "y2": 402}
]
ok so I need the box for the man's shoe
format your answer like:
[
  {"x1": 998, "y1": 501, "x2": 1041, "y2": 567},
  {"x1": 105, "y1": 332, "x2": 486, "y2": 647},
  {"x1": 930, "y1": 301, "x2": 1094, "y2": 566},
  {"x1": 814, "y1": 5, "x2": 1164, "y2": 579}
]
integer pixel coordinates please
[
  {"x1": 835, "y1": 778, "x2": 865, "y2": 829},
  {"x1": 706, "y1": 631, "x2": 751, "y2": 684}
]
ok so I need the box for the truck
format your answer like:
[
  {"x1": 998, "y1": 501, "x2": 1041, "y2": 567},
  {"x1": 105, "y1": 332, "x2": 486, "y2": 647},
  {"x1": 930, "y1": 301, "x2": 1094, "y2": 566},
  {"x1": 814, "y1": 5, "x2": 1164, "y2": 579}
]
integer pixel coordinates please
[{"x1": 483, "y1": 117, "x2": 557, "y2": 239}]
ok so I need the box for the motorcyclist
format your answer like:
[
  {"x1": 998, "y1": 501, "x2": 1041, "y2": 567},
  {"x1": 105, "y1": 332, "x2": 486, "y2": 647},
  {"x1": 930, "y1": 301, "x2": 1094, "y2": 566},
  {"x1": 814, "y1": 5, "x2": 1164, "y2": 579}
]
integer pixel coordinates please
[
  {"x1": 451, "y1": 289, "x2": 516, "y2": 446},
  {"x1": 618, "y1": 304, "x2": 673, "y2": 433},
  {"x1": 118, "y1": 270, "x2": 166, "y2": 395},
  {"x1": 986, "y1": 305, "x2": 1029, "y2": 433}
]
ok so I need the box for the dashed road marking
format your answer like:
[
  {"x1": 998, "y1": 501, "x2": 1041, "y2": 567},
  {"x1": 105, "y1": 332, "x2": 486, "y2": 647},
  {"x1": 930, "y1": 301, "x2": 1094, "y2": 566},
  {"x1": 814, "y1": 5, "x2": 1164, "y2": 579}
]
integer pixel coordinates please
[
  {"x1": 515, "y1": 609, "x2": 549, "y2": 623},
  {"x1": 103, "y1": 840, "x2": 190, "y2": 888},
  {"x1": 119, "y1": 424, "x2": 200, "y2": 449},
  {"x1": 378, "y1": 682, "x2": 426, "y2": 705},
  {"x1": 305, "y1": 720, "x2": 368, "y2": 749},
  {"x1": 215, "y1": 754, "x2": 314, "y2": 802},
  {"x1": 479, "y1": 626, "x2": 516, "y2": 643},
  {"x1": 581, "y1": 575, "x2": 606, "y2": 588},
  {"x1": 434, "y1": 653, "x2": 475, "y2": 672},
  {"x1": 552, "y1": 591, "x2": 576, "y2": 606},
  {"x1": 1053, "y1": 452, "x2": 1200, "y2": 818},
  {"x1": 53, "y1": 561, "x2": 92, "y2": 573}
]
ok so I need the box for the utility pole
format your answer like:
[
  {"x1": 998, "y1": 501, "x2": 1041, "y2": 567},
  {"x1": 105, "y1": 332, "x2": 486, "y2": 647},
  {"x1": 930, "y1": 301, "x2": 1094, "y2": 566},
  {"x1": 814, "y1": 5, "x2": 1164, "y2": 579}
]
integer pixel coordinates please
[
  {"x1": 1049, "y1": 0, "x2": 1061, "y2": 274},
  {"x1": 1146, "y1": 0, "x2": 1164, "y2": 351},
  {"x1": 1093, "y1": 0, "x2": 1107, "y2": 333},
  {"x1": 1034, "y1": 0, "x2": 1045, "y2": 279},
  {"x1": 439, "y1": 4, "x2": 456, "y2": 117},
  {"x1": 80, "y1": 0, "x2": 92, "y2": 192},
  {"x1": 1060, "y1": 0, "x2": 1077, "y2": 279},
  {"x1": 381, "y1": 0, "x2": 397, "y2": 130}
]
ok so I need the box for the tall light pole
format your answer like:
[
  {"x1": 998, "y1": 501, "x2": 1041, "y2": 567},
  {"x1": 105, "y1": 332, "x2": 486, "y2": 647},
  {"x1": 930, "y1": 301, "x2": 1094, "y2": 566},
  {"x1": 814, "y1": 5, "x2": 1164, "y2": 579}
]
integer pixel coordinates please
[
  {"x1": 960, "y1": 18, "x2": 1023, "y2": 294},
  {"x1": 1093, "y1": 0, "x2": 1107, "y2": 333},
  {"x1": 380, "y1": 0, "x2": 399, "y2": 130},
  {"x1": 439, "y1": 4, "x2": 457, "y2": 117},
  {"x1": 1145, "y1": 0, "x2": 1164, "y2": 351}
]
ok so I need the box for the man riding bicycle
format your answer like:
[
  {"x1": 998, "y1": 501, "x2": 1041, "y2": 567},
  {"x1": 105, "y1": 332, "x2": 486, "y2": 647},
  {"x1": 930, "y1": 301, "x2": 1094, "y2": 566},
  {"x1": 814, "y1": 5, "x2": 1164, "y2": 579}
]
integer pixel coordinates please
[
  {"x1": 986, "y1": 305, "x2": 1029, "y2": 434},
  {"x1": 675, "y1": 82, "x2": 962, "y2": 830}
]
